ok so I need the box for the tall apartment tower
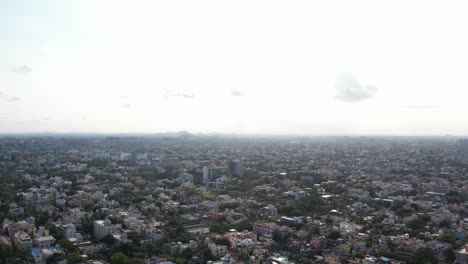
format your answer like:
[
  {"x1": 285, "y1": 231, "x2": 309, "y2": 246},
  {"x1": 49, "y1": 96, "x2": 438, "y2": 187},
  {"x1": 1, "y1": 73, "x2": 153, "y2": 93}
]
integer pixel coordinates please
[{"x1": 229, "y1": 159, "x2": 244, "y2": 177}]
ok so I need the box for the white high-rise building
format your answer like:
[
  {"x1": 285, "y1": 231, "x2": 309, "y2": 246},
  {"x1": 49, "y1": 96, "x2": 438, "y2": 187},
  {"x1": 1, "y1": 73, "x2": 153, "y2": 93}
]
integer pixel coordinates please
[
  {"x1": 203, "y1": 166, "x2": 210, "y2": 182},
  {"x1": 203, "y1": 166, "x2": 227, "y2": 182},
  {"x1": 93, "y1": 220, "x2": 115, "y2": 240}
]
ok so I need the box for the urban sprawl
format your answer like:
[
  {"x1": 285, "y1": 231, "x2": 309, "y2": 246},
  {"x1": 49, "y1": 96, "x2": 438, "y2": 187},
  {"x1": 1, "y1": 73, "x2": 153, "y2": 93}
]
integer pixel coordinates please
[{"x1": 0, "y1": 134, "x2": 468, "y2": 264}]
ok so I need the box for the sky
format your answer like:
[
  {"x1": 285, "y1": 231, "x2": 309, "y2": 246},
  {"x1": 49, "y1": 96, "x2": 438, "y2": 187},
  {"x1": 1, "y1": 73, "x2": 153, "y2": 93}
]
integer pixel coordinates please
[{"x1": 1, "y1": 0, "x2": 468, "y2": 135}]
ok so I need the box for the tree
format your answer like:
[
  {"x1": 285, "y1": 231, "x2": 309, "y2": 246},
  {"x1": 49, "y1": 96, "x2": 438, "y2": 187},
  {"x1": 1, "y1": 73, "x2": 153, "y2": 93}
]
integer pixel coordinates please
[
  {"x1": 219, "y1": 202, "x2": 240, "y2": 211},
  {"x1": 34, "y1": 213, "x2": 50, "y2": 227},
  {"x1": 101, "y1": 234, "x2": 116, "y2": 245},
  {"x1": 45, "y1": 222, "x2": 65, "y2": 240},
  {"x1": 273, "y1": 230, "x2": 293, "y2": 244},
  {"x1": 110, "y1": 252, "x2": 128, "y2": 264},
  {"x1": 58, "y1": 239, "x2": 78, "y2": 253},
  {"x1": 175, "y1": 258, "x2": 188, "y2": 264},
  {"x1": 210, "y1": 223, "x2": 226, "y2": 234},
  {"x1": 237, "y1": 251, "x2": 250, "y2": 261},
  {"x1": 0, "y1": 244, "x2": 12, "y2": 262},
  {"x1": 67, "y1": 252, "x2": 84, "y2": 264},
  {"x1": 406, "y1": 217, "x2": 426, "y2": 230},
  {"x1": 444, "y1": 247, "x2": 456, "y2": 263},
  {"x1": 439, "y1": 220, "x2": 451, "y2": 228},
  {"x1": 411, "y1": 247, "x2": 438, "y2": 264},
  {"x1": 181, "y1": 248, "x2": 193, "y2": 260},
  {"x1": 78, "y1": 216, "x2": 95, "y2": 235},
  {"x1": 229, "y1": 220, "x2": 252, "y2": 232},
  {"x1": 438, "y1": 233, "x2": 456, "y2": 244},
  {"x1": 127, "y1": 258, "x2": 145, "y2": 264},
  {"x1": 213, "y1": 237, "x2": 231, "y2": 247},
  {"x1": 327, "y1": 230, "x2": 341, "y2": 240},
  {"x1": 118, "y1": 243, "x2": 138, "y2": 257},
  {"x1": 46, "y1": 253, "x2": 66, "y2": 264},
  {"x1": 193, "y1": 174, "x2": 203, "y2": 185},
  {"x1": 16, "y1": 247, "x2": 29, "y2": 262},
  {"x1": 311, "y1": 226, "x2": 320, "y2": 235}
]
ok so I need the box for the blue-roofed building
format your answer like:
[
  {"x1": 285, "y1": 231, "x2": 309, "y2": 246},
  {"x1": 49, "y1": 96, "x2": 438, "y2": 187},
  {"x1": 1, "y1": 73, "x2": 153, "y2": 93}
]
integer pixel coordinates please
[{"x1": 31, "y1": 247, "x2": 41, "y2": 258}]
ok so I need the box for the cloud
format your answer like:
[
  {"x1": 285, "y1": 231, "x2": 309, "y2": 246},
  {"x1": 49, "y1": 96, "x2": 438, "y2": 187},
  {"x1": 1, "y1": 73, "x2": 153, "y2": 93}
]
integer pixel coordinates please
[
  {"x1": 10, "y1": 65, "x2": 32, "y2": 74},
  {"x1": 231, "y1": 89, "x2": 244, "y2": 96},
  {"x1": 181, "y1": 93, "x2": 195, "y2": 99},
  {"x1": 0, "y1": 91, "x2": 21, "y2": 102},
  {"x1": 403, "y1": 104, "x2": 439, "y2": 110},
  {"x1": 7, "y1": 96, "x2": 21, "y2": 102},
  {"x1": 334, "y1": 72, "x2": 377, "y2": 102},
  {"x1": 123, "y1": 103, "x2": 132, "y2": 108},
  {"x1": 163, "y1": 89, "x2": 195, "y2": 99}
]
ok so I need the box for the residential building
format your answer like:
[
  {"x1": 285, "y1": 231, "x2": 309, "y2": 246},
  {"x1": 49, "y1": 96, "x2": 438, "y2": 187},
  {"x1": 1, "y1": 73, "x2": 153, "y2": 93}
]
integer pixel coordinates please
[{"x1": 93, "y1": 220, "x2": 115, "y2": 240}]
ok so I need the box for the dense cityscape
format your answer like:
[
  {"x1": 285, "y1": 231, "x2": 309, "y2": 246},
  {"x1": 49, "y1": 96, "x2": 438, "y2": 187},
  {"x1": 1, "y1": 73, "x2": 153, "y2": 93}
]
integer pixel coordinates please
[
  {"x1": 0, "y1": 134, "x2": 467, "y2": 264},
  {"x1": 4, "y1": 0, "x2": 468, "y2": 263}
]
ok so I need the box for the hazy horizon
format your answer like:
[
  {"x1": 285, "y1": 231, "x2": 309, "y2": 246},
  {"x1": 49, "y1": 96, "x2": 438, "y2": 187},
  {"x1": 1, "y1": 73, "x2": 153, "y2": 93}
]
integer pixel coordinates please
[
  {"x1": 0, "y1": 130, "x2": 465, "y2": 138},
  {"x1": 2, "y1": 1, "x2": 468, "y2": 135}
]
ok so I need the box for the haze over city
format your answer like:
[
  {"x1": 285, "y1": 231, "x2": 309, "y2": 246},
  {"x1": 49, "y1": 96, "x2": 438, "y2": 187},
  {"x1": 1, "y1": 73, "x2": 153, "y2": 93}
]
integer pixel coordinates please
[
  {"x1": 2, "y1": 1, "x2": 468, "y2": 135},
  {"x1": 3, "y1": 2, "x2": 468, "y2": 264}
]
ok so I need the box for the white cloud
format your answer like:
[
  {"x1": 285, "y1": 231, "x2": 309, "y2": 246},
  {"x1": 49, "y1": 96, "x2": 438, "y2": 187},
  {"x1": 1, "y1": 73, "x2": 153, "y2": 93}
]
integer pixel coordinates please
[
  {"x1": 10, "y1": 65, "x2": 32, "y2": 74},
  {"x1": 231, "y1": 89, "x2": 244, "y2": 97},
  {"x1": 403, "y1": 104, "x2": 439, "y2": 110},
  {"x1": 334, "y1": 72, "x2": 376, "y2": 102},
  {"x1": 163, "y1": 89, "x2": 195, "y2": 99},
  {"x1": 0, "y1": 91, "x2": 21, "y2": 102}
]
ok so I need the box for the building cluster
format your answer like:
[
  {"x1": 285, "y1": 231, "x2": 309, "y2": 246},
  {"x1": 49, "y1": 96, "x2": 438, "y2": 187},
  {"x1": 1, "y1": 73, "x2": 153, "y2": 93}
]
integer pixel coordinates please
[{"x1": 0, "y1": 135, "x2": 467, "y2": 263}]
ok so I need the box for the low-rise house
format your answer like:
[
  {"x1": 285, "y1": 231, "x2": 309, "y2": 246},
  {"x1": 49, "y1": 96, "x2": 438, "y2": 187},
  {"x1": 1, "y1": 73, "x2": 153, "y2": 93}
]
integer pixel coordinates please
[
  {"x1": 14, "y1": 231, "x2": 32, "y2": 250},
  {"x1": 34, "y1": 236, "x2": 55, "y2": 249},
  {"x1": 62, "y1": 223, "x2": 76, "y2": 239},
  {"x1": 208, "y1": 241, "x2": 228, "y2": 258}
]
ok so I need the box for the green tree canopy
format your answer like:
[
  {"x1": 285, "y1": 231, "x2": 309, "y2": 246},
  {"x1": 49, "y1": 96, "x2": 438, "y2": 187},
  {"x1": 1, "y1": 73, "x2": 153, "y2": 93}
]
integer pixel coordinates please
[
  {"x1": 110, "y1": 252, "x2": 128, "y2": 264},
  {"x1": 327, "y1": 230, "x2": 342, "y2": 240},
  {"x1": 411, "y1": 247, "x2": 438, "y2": 264}
]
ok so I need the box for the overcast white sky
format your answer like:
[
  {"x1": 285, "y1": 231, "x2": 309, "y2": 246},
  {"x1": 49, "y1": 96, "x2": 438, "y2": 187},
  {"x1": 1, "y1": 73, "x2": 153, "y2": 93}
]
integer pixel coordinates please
[{"x1": 1, "y1": 1, "x2": 468, "y2": 135}]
